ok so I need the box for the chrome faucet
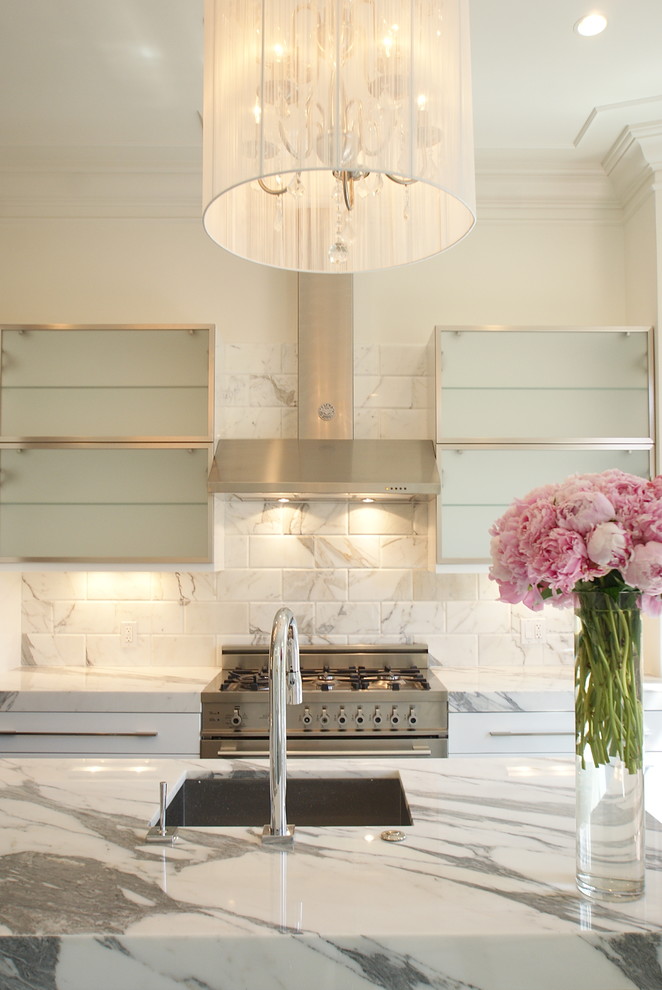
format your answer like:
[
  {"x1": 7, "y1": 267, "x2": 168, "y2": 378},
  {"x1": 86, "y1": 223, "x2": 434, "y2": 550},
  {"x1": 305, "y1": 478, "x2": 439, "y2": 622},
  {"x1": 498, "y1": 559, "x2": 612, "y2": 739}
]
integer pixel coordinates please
[{"x1": 261, "y1": 607, "x2": 302, "y2": 845}]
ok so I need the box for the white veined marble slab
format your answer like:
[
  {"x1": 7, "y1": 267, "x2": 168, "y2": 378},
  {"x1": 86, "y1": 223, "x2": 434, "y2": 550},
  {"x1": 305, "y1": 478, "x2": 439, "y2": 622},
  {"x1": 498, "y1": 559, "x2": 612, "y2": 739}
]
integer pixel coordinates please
[
  {"x1": 437, "y1": 665, "x2": 662, "y2": 713},
  {"x1": 0, "y1": 665, "x2": 218, "y2": 712},
  {"x1": 0, "y1": 754, "x2": 660, "y2": 990}
]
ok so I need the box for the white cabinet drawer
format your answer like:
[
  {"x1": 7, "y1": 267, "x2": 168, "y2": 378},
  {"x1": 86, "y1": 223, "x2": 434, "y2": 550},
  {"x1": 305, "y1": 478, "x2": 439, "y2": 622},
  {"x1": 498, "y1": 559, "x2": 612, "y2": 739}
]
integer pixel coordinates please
[
  {"x1": 449, "y1": 710, "x2": 662, "y2": 756},
  {"x1": 448, "y1": 711, "x2": 574, "y2": 756},
  {"x1": 0, "y1": 711, "x2": 200, "y2": 755}
]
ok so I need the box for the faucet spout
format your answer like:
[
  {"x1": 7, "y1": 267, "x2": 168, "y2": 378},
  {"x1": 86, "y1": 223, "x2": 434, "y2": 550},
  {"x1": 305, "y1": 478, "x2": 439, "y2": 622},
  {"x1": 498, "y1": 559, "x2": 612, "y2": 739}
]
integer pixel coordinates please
[{"x1": 262, "y1": 607, "x2": 302, "y2": 845}]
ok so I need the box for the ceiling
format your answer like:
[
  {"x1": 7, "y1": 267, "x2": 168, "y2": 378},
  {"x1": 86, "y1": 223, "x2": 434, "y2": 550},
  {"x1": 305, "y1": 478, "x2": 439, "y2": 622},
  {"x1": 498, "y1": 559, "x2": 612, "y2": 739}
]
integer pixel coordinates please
[{"x1": 0, "y1": 0, "x2": 661, "y2": 167}]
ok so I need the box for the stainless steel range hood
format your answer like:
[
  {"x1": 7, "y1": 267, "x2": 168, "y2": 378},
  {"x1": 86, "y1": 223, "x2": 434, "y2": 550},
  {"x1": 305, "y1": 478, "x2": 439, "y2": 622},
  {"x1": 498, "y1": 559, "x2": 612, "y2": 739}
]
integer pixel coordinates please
[{"x1": 208, "y1": 275, "x2": 440, "y2": 502}]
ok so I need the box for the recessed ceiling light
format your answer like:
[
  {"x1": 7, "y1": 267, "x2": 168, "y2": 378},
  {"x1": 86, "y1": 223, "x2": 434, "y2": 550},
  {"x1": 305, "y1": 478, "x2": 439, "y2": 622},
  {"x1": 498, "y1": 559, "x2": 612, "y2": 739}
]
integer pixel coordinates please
[{"x1": 574, "y1": 12, "x2": 608, "y2": 36}]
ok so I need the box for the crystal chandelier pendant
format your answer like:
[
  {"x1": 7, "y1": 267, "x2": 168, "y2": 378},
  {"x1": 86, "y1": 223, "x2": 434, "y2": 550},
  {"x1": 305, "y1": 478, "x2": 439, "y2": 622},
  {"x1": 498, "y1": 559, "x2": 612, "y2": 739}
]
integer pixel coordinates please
[
  {"x1": 202, "y1": 0, "x2": 476, "y2": 273},
  {"x1": 328, "y1": 239, "x2": 349, "y2": 265}
]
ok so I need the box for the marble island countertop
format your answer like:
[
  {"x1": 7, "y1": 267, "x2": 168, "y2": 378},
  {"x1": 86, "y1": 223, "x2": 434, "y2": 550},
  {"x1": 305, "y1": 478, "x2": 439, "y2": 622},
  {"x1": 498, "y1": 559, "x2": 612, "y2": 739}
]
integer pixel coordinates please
[{"x1": 1, "y1": 754, "x2": 661, "y2": 990}]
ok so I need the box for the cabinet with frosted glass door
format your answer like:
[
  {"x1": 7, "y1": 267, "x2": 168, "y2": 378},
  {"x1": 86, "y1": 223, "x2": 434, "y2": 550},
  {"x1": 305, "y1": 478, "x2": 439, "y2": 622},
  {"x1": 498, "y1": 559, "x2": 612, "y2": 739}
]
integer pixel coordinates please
[
  {"x1": 0, "y1": 324, "x2": 214, "y2": 563},
  {"x1": 434, "y1": 326, "x2": 655, "y2": 565}
]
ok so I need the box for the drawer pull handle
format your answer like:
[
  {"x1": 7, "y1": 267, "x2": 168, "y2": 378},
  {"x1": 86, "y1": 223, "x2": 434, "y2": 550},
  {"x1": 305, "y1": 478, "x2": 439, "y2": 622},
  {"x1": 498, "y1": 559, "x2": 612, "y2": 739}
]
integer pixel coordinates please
[
  {"x1": 0, "y1": 730, "x2": 158, "y2": 737},
  {"x1": 488, "y1": 730, "x2": 573, "y2": 738},
  {"x1": 216, "y1": 746, "x2": 432, "y2": 757}
]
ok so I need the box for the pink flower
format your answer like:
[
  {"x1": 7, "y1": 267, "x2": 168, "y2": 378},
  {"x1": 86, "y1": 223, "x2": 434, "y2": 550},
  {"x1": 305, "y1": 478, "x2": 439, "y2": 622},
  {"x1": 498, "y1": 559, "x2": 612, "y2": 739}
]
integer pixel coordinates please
[
  {"x1": 527, "y1": 527, "x2": 592, "y2": 594},
  {"x1": 585, "y1": 521, "x2": 631, "y2": 570},
  {"x1": 493, "y1": 579, "x2": 526, "y2": 605},
  {"x1": 622, "y1": 542, "x2": 662, "y2": 595},
  {"x1": 519, "y1": 482, "x2": 561, "y2": 505},
  {"x1": 639, "y1": 501, "x2": 662, "y2": 542},
  {"x1": 639, "y1": 592, "x2": 662, "y2": 616},
  {"x1": 649, "y1": 475, "x2": 662, "y2": 499},
  {"x1": 556, "y1": 490, "x2": 615, "y2": 534},
  {"x1": 489, "y1": 471, "x2": 662, "y2": 611},
  {"x1": 489, "y1": 508, "x2": 529, "y2": 595},
  {"x1": 521, "y1": 585, "x2": 546, "y2": 611},
  {"x1": 596, "y1": 470, "x2": 653, "y2": 531},
  {"x1": 517, "y1": 498, "x2": 558, "y2": 545}
]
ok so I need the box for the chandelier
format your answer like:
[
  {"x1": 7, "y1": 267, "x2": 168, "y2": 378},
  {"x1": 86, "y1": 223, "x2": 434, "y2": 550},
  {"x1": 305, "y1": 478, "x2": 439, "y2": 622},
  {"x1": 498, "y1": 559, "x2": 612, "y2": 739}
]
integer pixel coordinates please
[{"x1": 202, "y1": 0, "x2": 476, "y2": 273}]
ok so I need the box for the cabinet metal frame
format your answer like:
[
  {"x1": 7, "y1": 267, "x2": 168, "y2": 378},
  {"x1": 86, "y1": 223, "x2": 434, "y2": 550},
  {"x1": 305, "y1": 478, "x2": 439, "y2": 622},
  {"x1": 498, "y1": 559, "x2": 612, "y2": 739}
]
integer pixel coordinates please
[
  {"x1": 0, "y1": 323, "x2": 215, "y2": 564},
  {"x1": 0, "y1": 323, "x2": 215, "y2": 444},
  {"x1": 434, "y1": 324, "x2": 656, "y2": 565}
]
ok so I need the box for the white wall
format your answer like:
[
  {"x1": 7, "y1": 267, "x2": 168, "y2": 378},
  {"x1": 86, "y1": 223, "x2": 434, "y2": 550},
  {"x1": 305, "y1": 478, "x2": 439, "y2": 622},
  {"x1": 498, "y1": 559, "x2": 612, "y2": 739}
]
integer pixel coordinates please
[
  {"x1": 354, "y1": 220, "x2": 627, "y2": 343},
  {"x1": 623, "y1": 189, "x2": 661, "y2": 675},
  {"x1": 624, "y1": 196, "x2": 657, "y2": 327},
  {"x1": 0, "y1": 218, "x2": 297, "y2": 342},
  {"x1": 0, "y1": 215, "x2": 626, "y2": 343}
]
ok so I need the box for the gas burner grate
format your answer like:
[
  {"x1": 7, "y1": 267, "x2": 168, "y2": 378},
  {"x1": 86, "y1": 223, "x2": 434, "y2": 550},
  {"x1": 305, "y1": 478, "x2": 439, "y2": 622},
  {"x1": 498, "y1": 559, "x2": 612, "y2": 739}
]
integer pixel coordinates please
[
  {"x1": 218, "y1": 663, "x2": 431, "y2": 692},
  {"x1": 356, "y1": 665, "x2": 431, "y2": 692},
  {"x1": 220, "y1": 670, "x2": 269, "y2": 692}
]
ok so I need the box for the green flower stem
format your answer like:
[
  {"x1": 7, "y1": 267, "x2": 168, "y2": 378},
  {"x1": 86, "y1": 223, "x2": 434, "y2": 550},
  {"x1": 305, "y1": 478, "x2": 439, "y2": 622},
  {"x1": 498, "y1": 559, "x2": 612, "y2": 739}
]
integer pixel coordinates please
[{"x1": 574, "y1": 590, "x2": 643, "y2": 773}]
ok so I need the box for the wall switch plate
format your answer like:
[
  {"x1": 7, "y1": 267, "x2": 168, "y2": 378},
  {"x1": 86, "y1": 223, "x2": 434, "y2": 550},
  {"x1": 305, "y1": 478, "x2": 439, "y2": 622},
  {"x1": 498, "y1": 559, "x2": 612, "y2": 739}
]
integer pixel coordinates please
[
  {"x1": 521, "y1": 618, "x2": 546, "y2": 644},
  {"x1": 120, "y1": 621, "x2": 138, "y2": 647}
]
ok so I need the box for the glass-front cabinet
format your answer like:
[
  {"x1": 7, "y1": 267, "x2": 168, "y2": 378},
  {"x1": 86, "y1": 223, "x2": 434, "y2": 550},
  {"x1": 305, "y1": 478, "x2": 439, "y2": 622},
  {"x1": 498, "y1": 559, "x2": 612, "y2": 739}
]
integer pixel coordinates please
[
  {"x1": 435, "y1": 326, "x2": 655, "y2": 565},
  {"x1": 0, "y1": 325, "x2": 214, "y2": 563}
]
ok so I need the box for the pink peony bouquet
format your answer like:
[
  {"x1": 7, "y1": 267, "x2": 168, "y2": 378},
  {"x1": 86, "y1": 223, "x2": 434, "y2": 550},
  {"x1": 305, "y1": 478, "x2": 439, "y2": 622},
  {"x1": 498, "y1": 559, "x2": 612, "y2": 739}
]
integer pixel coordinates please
[{"x1": 488, "y1": 469, "x2": 662, "y2": 615}]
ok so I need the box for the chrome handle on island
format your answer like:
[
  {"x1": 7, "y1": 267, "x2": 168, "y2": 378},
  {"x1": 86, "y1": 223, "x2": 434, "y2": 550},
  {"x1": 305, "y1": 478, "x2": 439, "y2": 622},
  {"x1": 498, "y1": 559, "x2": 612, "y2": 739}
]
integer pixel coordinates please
[{"x1": 145, "y1": 780, "x2": 178, "y2": 844}]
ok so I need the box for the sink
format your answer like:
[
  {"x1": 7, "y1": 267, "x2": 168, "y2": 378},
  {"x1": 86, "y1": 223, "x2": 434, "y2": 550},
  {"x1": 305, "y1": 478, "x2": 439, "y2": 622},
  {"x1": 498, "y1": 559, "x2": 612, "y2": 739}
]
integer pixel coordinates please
[{"x1": 163, "y1": 773, "x2": 413, "y2": 827}]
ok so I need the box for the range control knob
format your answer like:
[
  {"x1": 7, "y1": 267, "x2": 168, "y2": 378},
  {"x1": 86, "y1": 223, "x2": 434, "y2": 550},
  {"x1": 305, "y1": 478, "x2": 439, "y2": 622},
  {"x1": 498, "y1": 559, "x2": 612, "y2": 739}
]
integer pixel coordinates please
[
  {"x1": 319, "y1": 707, "x2": 330, "y2": 727},
  {"x1": 337, "y1": 707, "x2": 348, "y2": 726},
  {"x1": 302, "y1": 707, "x2": 313, "y2": 727},
  {"x1": 355, "y1": 707, "x2": 365, "y2": 726},
  {"x1": 231, "y1": 707, "x2": 242, "y2": 727},
  {"x1": 390, "y1": 706, "x2": 400, "y2": 727},
  {"x1": 373, "y1": 706, "x2": 383, "y2": 727},
  {"x1": 408, "y1": 707, "x2": 418, "y2": 727}
]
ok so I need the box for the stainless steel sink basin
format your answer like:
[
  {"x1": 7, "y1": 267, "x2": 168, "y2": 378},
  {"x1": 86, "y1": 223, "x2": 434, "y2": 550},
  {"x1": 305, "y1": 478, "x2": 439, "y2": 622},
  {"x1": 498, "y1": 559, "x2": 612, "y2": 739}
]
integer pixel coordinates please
[{"x1": 164, "y1": 773, "x2": 413, "y2": 827}]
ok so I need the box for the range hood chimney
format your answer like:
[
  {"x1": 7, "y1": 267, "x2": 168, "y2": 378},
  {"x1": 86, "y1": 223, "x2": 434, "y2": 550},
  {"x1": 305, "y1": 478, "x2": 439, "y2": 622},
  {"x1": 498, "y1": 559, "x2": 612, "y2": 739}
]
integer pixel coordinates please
[{"x1": 208, "y1": 275, "x2": 440, "y2": 501}]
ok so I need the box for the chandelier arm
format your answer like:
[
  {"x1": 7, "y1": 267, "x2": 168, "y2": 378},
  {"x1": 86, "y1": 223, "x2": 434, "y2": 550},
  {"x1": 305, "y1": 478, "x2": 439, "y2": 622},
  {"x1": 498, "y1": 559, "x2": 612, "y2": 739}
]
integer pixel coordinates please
[
  {"x1": 357, "y1": 100, "x2": 397, "y2": 158},
  {"x1": 342, "y1": 171, "x2": 354, "y2": 211},
  {"x1": 279, "y1": 119, "x2": 301, "y2": 160},
  {"x1": 257, "y1": 178, "x2": 288, "y2": 197},
  {"x1": 386, "y1": 174, "x2": 417, "y2": 186}
]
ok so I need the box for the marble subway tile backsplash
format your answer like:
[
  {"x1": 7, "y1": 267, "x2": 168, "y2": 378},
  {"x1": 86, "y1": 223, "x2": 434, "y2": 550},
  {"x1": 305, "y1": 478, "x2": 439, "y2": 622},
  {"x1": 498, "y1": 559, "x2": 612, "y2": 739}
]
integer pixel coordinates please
[
  {"x1": 217, "y1": 340, "x2": 435, "y2": 442},
  {"x1": 21, "y1": 497, "x2": 574, "y2": 669},
  {"x1": 20, "y1": 341, "x2": 574, "y2": 669}
]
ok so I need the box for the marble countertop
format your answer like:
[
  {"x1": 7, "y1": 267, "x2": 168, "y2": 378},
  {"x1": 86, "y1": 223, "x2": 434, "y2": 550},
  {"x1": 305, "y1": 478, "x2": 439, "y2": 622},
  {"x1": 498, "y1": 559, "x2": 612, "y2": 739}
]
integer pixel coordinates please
[
  {"x1": 436, "y1": 665, "x2": 662, "y2": 713},
  {"x1": 0, "y1": 665, "x2": 218, "y2": 712},
  {"x1": 1, "y1": 754, "x2": 661, "y2": 990},
  {"x1": 1, "y1": 664, "x2": 661, "y2": 714}
]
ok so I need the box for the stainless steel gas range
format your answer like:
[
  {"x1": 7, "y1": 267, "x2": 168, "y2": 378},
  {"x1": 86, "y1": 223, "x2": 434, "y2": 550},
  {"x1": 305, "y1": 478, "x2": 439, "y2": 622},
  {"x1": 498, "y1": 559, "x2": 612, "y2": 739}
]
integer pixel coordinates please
[{"x1": 201, "y1": 644, "x2": 448, "y2": 758}]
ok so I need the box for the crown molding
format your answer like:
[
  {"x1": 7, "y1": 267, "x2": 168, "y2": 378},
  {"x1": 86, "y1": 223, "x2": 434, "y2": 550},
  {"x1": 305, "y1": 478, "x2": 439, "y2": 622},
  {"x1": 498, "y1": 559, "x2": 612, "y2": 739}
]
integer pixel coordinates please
[
  {"x1": 574, "y1": 95, "x2": 662, "y2": 158},
  {"x1": 0, "y1": 146, "x2": 202, "y2": 219},
  {"x1": 599, "y1": 122, "x2": 662, "y2": 221},
  {"x1": 0, "y1": 145, "x2": 629, "y2": 224},
  {"x1": 475, "y1": 150, "x2": 622, "y2": 222}
]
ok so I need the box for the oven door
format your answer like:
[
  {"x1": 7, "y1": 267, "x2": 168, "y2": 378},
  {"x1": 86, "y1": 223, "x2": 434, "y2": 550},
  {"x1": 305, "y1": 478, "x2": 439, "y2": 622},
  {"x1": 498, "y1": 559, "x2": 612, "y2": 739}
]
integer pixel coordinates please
[{"x1": 201, "y1": 733, "x2": 447, "y2": 759}]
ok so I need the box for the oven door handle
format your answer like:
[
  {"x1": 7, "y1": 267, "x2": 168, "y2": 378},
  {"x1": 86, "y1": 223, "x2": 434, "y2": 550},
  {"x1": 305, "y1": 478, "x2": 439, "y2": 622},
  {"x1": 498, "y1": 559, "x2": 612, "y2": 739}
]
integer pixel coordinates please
[{"x1": 214, "y1": 746, "x2": 433, "y2": 757}]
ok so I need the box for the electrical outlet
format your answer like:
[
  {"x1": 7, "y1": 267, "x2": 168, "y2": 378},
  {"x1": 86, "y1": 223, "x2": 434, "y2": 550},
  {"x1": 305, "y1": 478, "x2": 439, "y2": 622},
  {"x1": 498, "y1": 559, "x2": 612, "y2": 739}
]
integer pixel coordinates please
[
  {"x1": 120, "y1": 621, "x2": 138, "y2": 647},
  {"x1": 521, "y1": 618, "x2": 546, "y2": 644}
]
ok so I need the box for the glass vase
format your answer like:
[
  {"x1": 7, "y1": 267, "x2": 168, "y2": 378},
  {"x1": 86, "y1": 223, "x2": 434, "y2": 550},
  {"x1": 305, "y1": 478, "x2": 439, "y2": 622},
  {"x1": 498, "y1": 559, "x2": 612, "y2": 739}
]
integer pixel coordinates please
[{"x1": 574, "y1": 587, "x2": 645, "y2": 900}]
